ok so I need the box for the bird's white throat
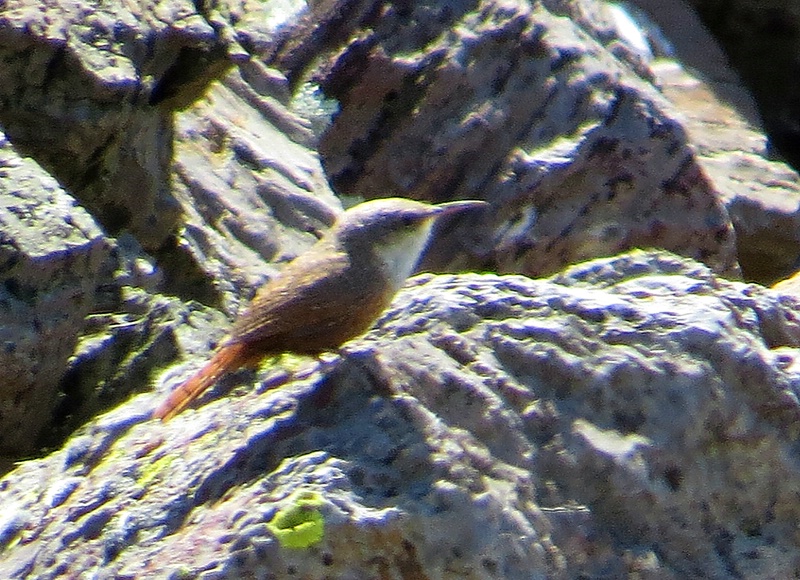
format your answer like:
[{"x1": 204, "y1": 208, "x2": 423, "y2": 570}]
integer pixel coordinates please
[{"x1": 374, "y1": 220, "x2": 436, "y2": 292}]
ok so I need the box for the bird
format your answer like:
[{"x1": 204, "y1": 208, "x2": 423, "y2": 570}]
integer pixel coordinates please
[{"x1": 153, "y1": 197, "x2": 488, "y2": 420}]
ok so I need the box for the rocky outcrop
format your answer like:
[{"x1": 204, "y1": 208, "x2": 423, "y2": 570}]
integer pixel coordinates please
[
  {"x1": 0, "y1": 0, "x2": 800, "y2": 577},
  {"x1": 315, "y1": 0, "x2": 742, "y2": 279},
  {"x1": 682, "y1": 0, "x2": 800, "y2": 168},
  {"x1": 0, "y1": 0, "x2": 343, "y2": 451},
  {"x1": 629, "y1": 0, "x2": 800, "y2": 285},
  {"x1": 0, "y1": 135, "x2": 111, "y2": 457},
  {"x1": 3, "y1": 252, "x2": 800, "y2": 578}
]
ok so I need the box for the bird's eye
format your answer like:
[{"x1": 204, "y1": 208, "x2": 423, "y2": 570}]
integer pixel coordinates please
[{"x1": 400, "y1": 215, "x2": 417, "y2": 228}]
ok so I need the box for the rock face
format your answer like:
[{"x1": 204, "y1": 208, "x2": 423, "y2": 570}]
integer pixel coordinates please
[
  {"x1": 0, "y1": 136, "x2": 112, "y2": 457},
  {"x1": 316, "y1": 0, "x2": 743, "y2": 279},
  {"x1": 1, "y1": 0, "x2": 800, "y2": 577},
  {"x1": 170, "y1": 67, "x2": 342, "y2": 309},
  {"x1": 629, "y1": 0, "x2": 800, "y2": 286},
  {"x1": 0, "y1": 0, "x2": 277, "y2": 250},
  {"x1": 3, "y1": 251, "x2": 800, "y2": 578},
  {"x1": 0, "y1": 0, "x2": 798, "y2": 456},
  {"x1": 0, "y1": 0, "x2": 342, "y2": 449},
  {"x1": 684, "y1": 0, "x2": 800, "y2": 168}
]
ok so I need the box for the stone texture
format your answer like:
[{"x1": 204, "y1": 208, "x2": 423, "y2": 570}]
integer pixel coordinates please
[
  {"x1": 0, "y1": 0, "x2": 347, "y2": 451},
  {"x1": 0, "y1": 136, "x2": 112, "y2": 457},
  {"x1": 271, "y1": 0, "x2": 800, "y2": 284},
  {"x1": 170, "y1": 62, "x2": 342, "y2": 312},
  {"x1": 2, "y1": 0, "x2": 800, "y2": 575},
  {"x1": 685, "y1": 0, "x2": 800, "y2": 166},
  {"x1": 311, "y1": 0, "x2": 741, "y2": 279},
  {"x1": 0, "y1": 0, "x2": 276, "y2": 250},
  {"x1": 627, "y1": 0, "x2": 800, "y2": 284},
  {"x1": 3, "y1": 251, "x2": 800, "y2": 578},
  {"x1": 47, "y1": 285, "x2": 233, "y2": 450}
]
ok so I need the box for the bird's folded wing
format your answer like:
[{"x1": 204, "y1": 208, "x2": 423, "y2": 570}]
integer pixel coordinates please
[{"x1": 226, "y1": 246, "x2": 357, "y2": 346}]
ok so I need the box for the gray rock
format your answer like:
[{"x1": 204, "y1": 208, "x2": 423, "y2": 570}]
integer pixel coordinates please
[
  {"x1": 0, "y1": 136, "x2": 111, "y2": 456},
  {"x1": 288, "y1": 0, "x2": 800, "y2": 284},
  {"x1": 3, "y1": 0, "x2": 800, "y2": 576},
  {"x1": 171, "y1": 64, "x2": 342, "y2": 313},
  {"x1": 0, "y1": 1, "x2": 344, "y2": 444},
  {"x1": 312, "y1": 0, "x2": 741, "y2": 279},
  {"x1": 624, "y1": 0, "x2": 800, "y2": 284},
  {"x1": 678, "y1": 0, "x2": 800, "y2": 168},
  {"x1": 3, "y1": 251, "x2": 800, "y2": 578},
  {"x1": 3, "y1": 0, "x2": 800, "y2": 453},
  {"x1": 0, "y1": 0, "x2": 278, "y2": 250}
]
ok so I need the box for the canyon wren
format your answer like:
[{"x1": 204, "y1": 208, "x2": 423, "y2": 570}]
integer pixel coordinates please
[{"x1": 153, "y1": 197, "x2": 487, "y2": 420}]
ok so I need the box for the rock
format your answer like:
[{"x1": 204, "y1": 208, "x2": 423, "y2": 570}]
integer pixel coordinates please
[
  {"x1": 773, "y1": 269, "x2": 800, "y2": 295},
  {"x1": 0, "y1": 136, "x2": 112, "y2": 457},
  {"x1": 48, "y1": 285, "x2": 231, "y2": 450},
  {"x1": 626, "y1": 0, "x2": 800, "y2": 285},
  {"x1": 3, "y1": 251, "x2": 800, "y2": 578},
  {"x1": 310, "y1": 0, "x2": 741, "y2": 279},
  {"x1": 0, "y1": 0, "x2": 277, "y2": 250},
  {"x1": 2, "y1": 0, "x2": 799, "y2": 451},
  {"x1": 0, "y1": 0, "x2": 345, "y2": 448},
  {"x1": 277, "y1": 0, "x2": 800, "y2": 284},
  {"x1": 681, "y1": 0, "x2": 800, "y2": 167},
  {"x1": 170, "y1": 63, "x2": 342, "y2": 312},
  {"x1": 2, "y1": 0, "x2": 800, "y2": 575}
]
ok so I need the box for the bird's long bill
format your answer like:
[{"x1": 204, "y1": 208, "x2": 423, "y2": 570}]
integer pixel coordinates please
[{"x1": 435, "y1": 199, "x2": 489, "y2": 217}]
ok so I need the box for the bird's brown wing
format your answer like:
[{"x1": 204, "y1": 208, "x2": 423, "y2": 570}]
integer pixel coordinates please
[{"x1": 226, "y1": 243, "x2": 387, "y2": 352}]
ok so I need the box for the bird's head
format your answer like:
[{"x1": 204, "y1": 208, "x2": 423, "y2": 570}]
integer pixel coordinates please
[{"x1": 333, "y1": 197, "x2": 487, "y2": 290}]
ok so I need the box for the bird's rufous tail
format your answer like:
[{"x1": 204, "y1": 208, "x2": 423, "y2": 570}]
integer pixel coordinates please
[{"x1": 153, "y1": 342, "x2": 250, "y2": 421}]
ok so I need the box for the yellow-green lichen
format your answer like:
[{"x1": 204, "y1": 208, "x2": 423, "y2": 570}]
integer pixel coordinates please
[
  {"x1": 137, "y1": 453, "x2": 177, "y2": 488},
  {"x1": 267, "y1": 491, "x2": 326, "y2": 549},
  {"x1": 263, "y1": 352, "x2": 315, "y2": 374}
]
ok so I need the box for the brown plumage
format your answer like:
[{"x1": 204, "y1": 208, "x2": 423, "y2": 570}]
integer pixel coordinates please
[{"x1": 152, "y1": 197, "x2": 486, "y2": 420}]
